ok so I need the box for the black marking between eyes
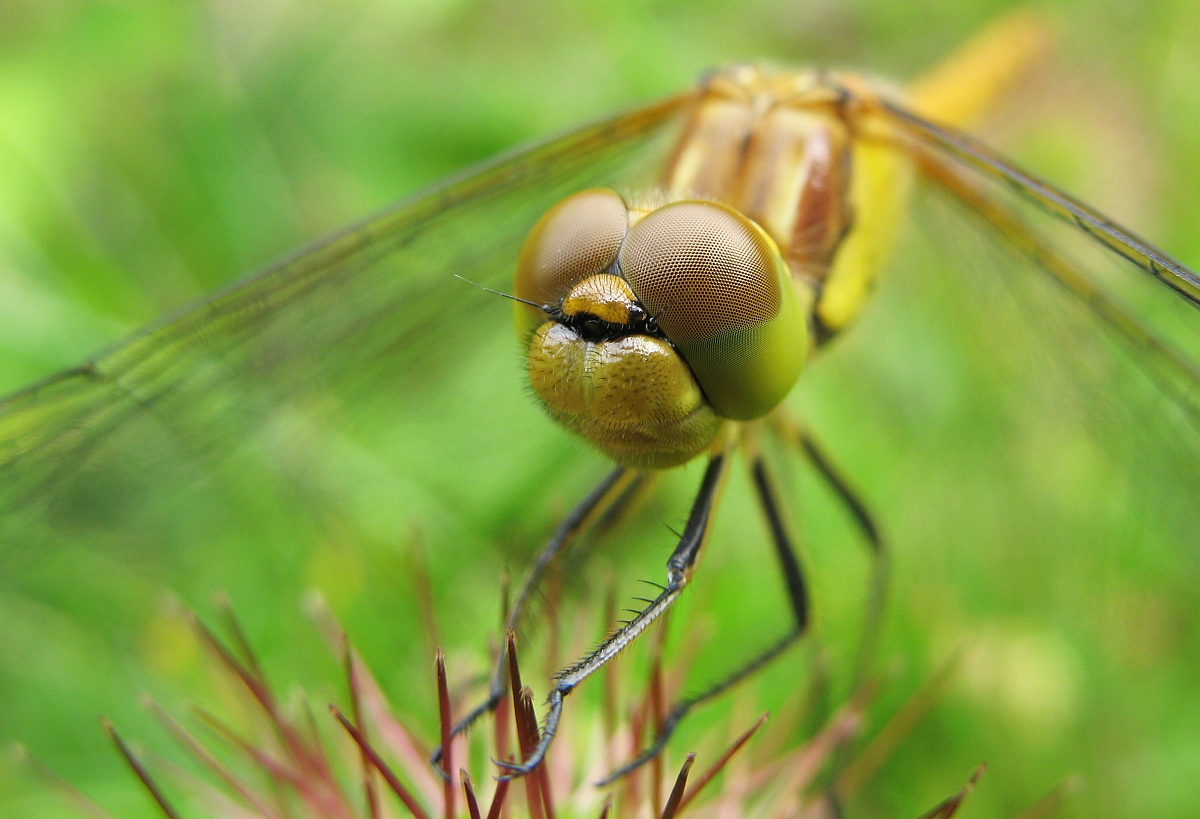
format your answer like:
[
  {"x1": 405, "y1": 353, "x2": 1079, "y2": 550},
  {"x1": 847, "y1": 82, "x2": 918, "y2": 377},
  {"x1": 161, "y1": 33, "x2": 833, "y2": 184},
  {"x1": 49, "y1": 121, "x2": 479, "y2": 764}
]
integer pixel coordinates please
[{"x1": 547, "y1": 304, "x2": 667, "y2": 343}]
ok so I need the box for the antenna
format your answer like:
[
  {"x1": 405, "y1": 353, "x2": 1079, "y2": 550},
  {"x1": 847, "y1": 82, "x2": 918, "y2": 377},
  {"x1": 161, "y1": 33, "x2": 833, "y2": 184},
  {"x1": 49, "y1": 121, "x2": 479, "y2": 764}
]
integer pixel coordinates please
[{"x1": 454, "y1": 275, "x2": 551, "y2": 312}]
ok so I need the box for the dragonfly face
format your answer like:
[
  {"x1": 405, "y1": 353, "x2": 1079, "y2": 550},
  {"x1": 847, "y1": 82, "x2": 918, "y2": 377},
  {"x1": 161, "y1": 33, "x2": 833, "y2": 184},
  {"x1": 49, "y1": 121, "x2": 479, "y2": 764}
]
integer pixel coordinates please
[{"x1": 515, "y1": 185, "x2": 804, "y2": 468}]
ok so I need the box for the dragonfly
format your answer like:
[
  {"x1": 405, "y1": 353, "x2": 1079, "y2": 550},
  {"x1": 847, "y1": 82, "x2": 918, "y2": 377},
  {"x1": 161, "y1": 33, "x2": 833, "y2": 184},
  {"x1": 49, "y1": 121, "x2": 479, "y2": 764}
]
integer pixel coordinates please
[{"x1": 3, "y1": 8, "x2": 1200, "y2": 808}]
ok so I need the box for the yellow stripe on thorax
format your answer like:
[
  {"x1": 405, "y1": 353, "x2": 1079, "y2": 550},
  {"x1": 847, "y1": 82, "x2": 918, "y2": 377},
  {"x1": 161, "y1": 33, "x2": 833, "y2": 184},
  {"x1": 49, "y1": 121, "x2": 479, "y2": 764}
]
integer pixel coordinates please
[{"x1": 816, "y1": 9, "x2": 1054, "y2": 334}]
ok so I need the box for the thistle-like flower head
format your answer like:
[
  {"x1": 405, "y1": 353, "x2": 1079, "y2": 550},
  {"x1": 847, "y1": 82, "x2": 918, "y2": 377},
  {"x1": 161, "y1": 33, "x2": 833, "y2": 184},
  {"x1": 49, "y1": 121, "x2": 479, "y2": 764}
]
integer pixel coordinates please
[{"x1": 23, "y1": 590, "x2": 1065, "y2": 819}]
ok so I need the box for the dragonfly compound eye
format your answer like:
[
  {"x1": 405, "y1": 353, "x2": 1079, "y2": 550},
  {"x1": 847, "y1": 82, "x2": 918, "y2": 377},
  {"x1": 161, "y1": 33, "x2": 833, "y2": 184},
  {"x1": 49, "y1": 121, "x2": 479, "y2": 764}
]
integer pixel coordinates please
[
  {"x1": 514, "y1": 188, "x2": 629, "y2": 336},
  {"x1": 619, "y1": 200, "x2": 807, "y2": 420}
]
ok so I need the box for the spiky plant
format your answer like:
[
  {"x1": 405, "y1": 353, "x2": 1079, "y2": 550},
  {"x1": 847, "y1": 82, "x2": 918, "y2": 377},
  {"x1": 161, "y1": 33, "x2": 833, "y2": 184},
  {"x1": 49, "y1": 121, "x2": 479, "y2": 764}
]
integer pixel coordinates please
[{"x1": 22, "y1": 589, "x2": 1070, "y2": 819}]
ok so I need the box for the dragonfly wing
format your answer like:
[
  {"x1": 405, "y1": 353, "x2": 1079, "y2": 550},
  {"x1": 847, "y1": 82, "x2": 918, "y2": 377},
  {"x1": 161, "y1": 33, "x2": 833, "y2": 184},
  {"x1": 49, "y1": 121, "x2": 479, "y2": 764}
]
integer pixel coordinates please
[
  {"x1": 875, "y1": 98, "x2": 1200, "y2": 444},
  {"x1": 912, "y1": 145, "x2": 1200, "y2": 430},
  {"x1": 883, "y1": 99, "x2": 1200, "y2": 307},
  {"x1": 0, "y1": 95, "x2": 687, "y2": 514}
]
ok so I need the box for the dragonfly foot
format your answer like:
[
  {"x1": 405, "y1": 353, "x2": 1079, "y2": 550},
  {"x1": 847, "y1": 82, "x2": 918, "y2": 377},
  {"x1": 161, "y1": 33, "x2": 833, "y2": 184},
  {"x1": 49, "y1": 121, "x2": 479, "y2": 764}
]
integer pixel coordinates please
[{"x1": 492, "y1": 756, "x2": 543, "y2": 781}]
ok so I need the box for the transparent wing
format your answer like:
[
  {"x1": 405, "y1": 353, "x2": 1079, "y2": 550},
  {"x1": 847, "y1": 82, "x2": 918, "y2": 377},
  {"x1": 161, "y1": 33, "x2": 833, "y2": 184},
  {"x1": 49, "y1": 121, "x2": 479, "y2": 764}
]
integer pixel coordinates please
[
  {"x1": 0, "y1": 95, "x2": 685, "y2": 516},
  {"x1": 923, "y1": 146, "x2": 1200, "y2": 421},
  {"x1": 884, "y1": 99, "x2": 1200, "y2": 307},
  {"x1": 873, "y1": 100, "x2": 1200, "y2": 459}
]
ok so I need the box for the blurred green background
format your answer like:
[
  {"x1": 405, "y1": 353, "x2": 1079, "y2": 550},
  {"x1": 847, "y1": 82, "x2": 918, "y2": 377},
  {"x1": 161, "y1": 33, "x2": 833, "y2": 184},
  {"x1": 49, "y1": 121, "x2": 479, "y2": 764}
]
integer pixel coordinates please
[{"x1": 2, "y1": 0, "x2": 1200, "y2": 817}]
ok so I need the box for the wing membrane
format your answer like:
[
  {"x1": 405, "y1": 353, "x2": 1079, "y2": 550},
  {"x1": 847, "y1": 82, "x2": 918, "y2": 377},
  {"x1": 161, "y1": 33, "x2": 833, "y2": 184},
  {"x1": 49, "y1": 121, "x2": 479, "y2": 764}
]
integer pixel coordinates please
[
  {"x1": 0, "y1": 95, "x2": 687, "y2": 510},
  {"x1": 914, "y1": 145, "x2": 1200, "y2": 420},
  {"x1": 875, "y1": 98, "x2": 1200, "y2": 439},
  {"x1": 883, "y1": 99, "x2": 1200, "y2": 306}
]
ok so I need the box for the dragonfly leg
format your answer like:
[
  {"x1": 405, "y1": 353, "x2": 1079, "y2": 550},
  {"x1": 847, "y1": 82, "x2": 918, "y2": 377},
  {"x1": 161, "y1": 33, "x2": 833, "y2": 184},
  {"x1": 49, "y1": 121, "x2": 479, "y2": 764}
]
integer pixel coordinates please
[
  {"x1": 794, "y1": 428, "x2": 887, "y2": 690},
  {"x1": 432, "y1": 464, "x2": 638, "y2": 770},
  {"x1": 594, "y1": 455, "x2": 809, "y2": 785},
  {"x1": 494, "y1": 454, "x2": 731, "y2": 780}
]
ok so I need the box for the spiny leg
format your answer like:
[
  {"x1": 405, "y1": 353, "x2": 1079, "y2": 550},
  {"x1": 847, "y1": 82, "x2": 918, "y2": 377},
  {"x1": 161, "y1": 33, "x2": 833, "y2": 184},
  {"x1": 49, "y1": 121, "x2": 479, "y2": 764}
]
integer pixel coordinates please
[
  {"x1": 792, "y1": 425, "x2": 887, "y2": 691},
  {"x1": 494, "y1": 453, "x2": 732, "y2": 780},
  {"x1": 433, "y1": 464, "x2": 638, "y2": 769},
  {"x1": 594, "y1": 455, "x2": 811, "y2": 785}
]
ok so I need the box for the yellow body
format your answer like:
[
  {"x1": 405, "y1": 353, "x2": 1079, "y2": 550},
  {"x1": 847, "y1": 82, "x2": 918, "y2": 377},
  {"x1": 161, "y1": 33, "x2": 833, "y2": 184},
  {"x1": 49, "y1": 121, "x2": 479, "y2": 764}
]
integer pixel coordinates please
[{"x1": 517, "y1": 12, "x2": 1051, "y2": 469}]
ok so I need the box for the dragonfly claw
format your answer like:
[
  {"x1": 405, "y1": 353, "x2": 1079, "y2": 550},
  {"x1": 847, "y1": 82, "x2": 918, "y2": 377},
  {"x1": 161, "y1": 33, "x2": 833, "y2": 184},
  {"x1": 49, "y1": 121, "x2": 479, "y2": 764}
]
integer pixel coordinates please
[{"x1": 492, "y1": 757, "x2": 540, "y2": 781}]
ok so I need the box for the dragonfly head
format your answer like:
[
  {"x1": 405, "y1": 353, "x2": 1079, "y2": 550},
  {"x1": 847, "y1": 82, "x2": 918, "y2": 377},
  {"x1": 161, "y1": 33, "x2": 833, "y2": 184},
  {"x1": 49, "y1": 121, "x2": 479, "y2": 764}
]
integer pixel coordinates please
[{"x1": 515, "y1": 188, "x2": 807, "y2": 469}]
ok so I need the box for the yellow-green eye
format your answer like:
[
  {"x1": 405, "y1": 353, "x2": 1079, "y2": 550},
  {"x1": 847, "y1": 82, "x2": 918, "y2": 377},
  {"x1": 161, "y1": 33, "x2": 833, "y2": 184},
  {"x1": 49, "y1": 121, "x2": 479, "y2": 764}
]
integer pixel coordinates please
[
  {"x1": 619, "y1": 200, "x2": 806, "y2": 420},
  {"x1": 514, "y1": 188, "x2": 628, "y2": 333}
]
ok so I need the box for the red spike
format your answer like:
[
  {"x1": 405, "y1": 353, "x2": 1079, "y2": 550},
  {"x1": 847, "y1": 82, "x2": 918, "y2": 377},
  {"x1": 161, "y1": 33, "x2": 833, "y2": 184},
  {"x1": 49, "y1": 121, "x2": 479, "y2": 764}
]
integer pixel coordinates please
[
  {"x1": 485, "y1": 774, "x2": 511, "y2": 819},
  {"x1": 347, "y1": 647, "x2": 381, "y2": 819},
  {"x1": 649, "y1": 655, "x2": 664, "y2": 814},
  {"x1": 193, "y1": 708, "x2": 307, "y2": 790},
  {"x1": 493, "y1": 572, "x2": 512, "y2": 761},
  {"x1": 462, "y1": 769, "x2": 483, "y2": 819},
  {"x1": 623, "y1": 703, "x2": 646, "y2": 818},
  {"x1": 506, "y1": 632, "x2": 523, "y2": 702},
  {"x1": 597, "y1": 794, "x2": 613, "y2": 819},
  {"x1": 505, "y1": 633, "x2": 546, "y2": 819},
  {"x1": 103, "y1": 718, "x2": 184, "y2": 819},
  {"x1": 660, "y1": 754, "x2": 695, "y2": 819},
  {"x1": 531, "y1": 705, "x2": 557, "y2": 819},
  {"x1": 678, "y1": 713, "x2": 768, "y2": 813},
  {"x1": 331, "y1": 705, "x2": 433, "y2": 819},
  {"x1": 917, "y1": 764, "x2": 986, "y2": 819},
  {"x1": 536, "y1": 761, "x2": 557, "y2": 819},
  {"x1": 146, "y1": 697, "x2": 282, "y2": 818},
  {"x1": 437, "y1": 651, "x2": 456, "y2": 819},
  {"x1": 515, "y1": 687, "x2": 546, "y2": 819},
  {"x1": 191, "y1": 613, "x2": 275, "y2": 714},
  {"x1": 213, "y1": 592, "x2": 264, "y2": 682},
  {"x1": 191, "y1": 614, "x2": 323, "y2": 778},
  {"x1": 410, "y1": 530, "x2": 442, "y2": 656},
  {"x1": 494, "y1": 684, "x2": 512, "y2": 768},
  {"x1": 511, "y1": 640, "x2": 557, "y2": 819}
]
